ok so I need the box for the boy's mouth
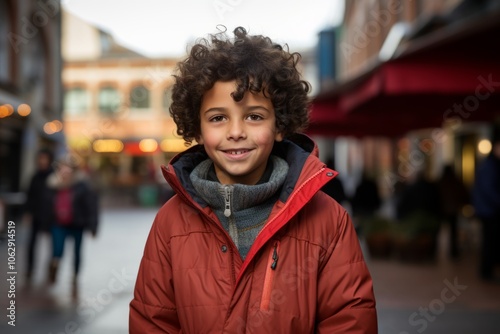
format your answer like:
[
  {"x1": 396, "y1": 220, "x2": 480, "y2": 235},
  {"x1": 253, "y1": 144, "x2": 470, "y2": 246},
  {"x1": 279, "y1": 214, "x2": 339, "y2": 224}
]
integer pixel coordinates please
[{"x1": 223, "y1": 149, "x2": 250, "y2": 155}]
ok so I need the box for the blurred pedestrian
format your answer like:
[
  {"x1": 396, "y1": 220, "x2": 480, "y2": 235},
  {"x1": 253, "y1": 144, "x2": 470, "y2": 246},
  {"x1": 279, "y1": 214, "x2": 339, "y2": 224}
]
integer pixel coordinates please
[
  {"x1": 472, "y1": 129, "x2": 500, "y2": 280},
  {"x1": 24, "y1": 148, "x2": 54, "y2": 284},
  {"x1": 321, "y1": 157, "x2": 347, "y2": 205},
  {"x1": 437, "y1": 164, "x2": 469, "y2": 259},
  {"x1": 351, "y1": 171, "x2": 381, "y2": 219},
  {"x1": 46, "y1": 160, "x2": 99, "y2": 299},
  {"x1": 396, "y1": 170, "x2": 441, "y2": 221},
  {"x1": 130, "y1": 26, "x2": 377, "y2": 333}
]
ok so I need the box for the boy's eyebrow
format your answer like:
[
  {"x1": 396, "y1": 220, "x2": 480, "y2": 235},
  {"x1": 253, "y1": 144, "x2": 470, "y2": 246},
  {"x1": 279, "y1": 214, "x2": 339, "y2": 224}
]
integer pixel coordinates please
[
  {"x1": 203, "y1": 105, "x2": 271, "y2": 114},
  {"x1": 203, "y1": 107, "x2": 227, "y2": 114},
  {"x1": 246, "y1": 105, "x2": 271, "y2": 112}
]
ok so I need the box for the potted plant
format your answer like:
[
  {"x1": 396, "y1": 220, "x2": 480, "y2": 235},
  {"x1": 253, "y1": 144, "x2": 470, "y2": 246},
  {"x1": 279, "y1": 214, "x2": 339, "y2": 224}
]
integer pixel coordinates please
[
  {"x1": 359, "y1": 216, "x2": 394, "y2": 259},
  {"x1": 392, "y1": 211, "x2": 441, "y2": 262}
]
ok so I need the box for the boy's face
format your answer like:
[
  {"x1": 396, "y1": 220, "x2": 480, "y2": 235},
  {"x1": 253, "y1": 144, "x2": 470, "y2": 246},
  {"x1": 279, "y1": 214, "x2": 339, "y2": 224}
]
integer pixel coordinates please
[{"x1": 198, "y1": 80, "x2": 283, "y2": 185}]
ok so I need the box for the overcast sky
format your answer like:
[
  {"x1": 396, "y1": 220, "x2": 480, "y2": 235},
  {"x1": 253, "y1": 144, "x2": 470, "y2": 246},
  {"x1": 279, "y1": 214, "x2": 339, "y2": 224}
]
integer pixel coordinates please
[{"x1": 62, "y1": 0, "x2": 344, "y2": 58}]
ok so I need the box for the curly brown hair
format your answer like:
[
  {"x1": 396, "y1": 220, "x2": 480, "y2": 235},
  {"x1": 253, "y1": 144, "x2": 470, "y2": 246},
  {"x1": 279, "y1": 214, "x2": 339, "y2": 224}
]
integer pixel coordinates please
[{"x1": 170, "y1": 26, "x2": 311, "y2": 144}]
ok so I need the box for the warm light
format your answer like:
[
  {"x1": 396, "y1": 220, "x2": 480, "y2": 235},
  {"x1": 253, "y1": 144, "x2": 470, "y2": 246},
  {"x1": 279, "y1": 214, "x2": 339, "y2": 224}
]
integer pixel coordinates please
[
  {"x1": 0, "y1": 104, "x2": 14, "y2": 118},
  {"x1": 0, "y1": 106, "x2": 9, "y2": 118},
  {"x1": 43, "y1": 122, "x2": 59, "y2": 134},
  {"x1": 53, "y1": 120, "x2": 63, "y2": 132},
  {"x1": 43, "y1": 121, "x2": 63, "y2": 134},
  {"x1": 478, "y1": 139, "x2": 492, "y2": 155},
  {"x1": 139, "y1": 139, "x2": 158, "y2": 153},
  {"x1": 161, "y1": 139, "x2": 190, "y2": 152},
  {"x1": 17, "y1": 103, "x2": 31, "y2": 116},
  {"x1": 93, "y1": 139, "x2": 124, "y2": 153},
  {"x1": 462, "y1": 141, "x2": 475, "y2": 187},
  {"x1": 68, "y1": 138, "x2": 91, "y2": 150}
]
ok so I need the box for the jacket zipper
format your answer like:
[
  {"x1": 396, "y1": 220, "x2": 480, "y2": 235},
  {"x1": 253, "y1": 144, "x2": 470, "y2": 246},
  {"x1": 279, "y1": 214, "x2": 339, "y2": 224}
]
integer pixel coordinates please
[
  {"x1": 223, "y1": 185, "x2": 232, "y2": 217},
  {"x1": 223, "y1": 186, "x2": 239, "y2": 248},
  {"x1": 260, "y1": 241, "x2": 280, "y2": 311},
  {"x1": 236, "y1": 167, "x2": 327, "y2": 285}
]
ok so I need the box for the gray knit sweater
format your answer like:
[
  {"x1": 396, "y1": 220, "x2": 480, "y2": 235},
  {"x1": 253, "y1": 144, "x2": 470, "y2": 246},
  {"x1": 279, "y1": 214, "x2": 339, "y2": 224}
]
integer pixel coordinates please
[{"x1": 190, "y1": 155, "x2": 289, "y2": 259}]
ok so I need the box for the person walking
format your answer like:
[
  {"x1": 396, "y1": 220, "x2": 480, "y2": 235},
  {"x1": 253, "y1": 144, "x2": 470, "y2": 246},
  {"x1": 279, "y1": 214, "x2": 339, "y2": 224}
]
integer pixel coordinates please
[
  {"x1": 24, "y1": 148, "x2": 54, "y2": 284},
  {"x1": 472, "y1": 129, "x2": 500, "y2": 280},
  {"x1": 351, "y1": 171, "x2": 381, "y2": 225},
  {"x1": 437, "y1": 165, "x2": 469, "y2": 259},
  {"x1": 46, "y1": 160, "x2": 99, "y2": 299}
]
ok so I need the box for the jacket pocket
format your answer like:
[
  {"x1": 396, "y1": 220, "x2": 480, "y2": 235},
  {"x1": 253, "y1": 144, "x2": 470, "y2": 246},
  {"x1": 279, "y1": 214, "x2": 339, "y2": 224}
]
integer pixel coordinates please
[{"x1": 260, "y1": 241, "x2": 280, "y2": 311}]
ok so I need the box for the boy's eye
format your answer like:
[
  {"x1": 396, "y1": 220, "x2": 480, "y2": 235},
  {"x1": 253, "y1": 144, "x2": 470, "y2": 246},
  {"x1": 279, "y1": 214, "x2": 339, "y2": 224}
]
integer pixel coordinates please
[
  {"x1": 246, "y1": 114, "x2": 263, "y2": 121},
  {"x1": 209, "y1": 115, "x2": 225, "y2": 122}
]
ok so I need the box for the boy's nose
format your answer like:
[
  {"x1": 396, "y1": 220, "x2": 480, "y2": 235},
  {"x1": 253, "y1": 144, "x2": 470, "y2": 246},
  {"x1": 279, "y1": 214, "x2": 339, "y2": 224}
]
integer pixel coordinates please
[{"x1": 227, "y1": 119, "x2": 246, "y2": 140}]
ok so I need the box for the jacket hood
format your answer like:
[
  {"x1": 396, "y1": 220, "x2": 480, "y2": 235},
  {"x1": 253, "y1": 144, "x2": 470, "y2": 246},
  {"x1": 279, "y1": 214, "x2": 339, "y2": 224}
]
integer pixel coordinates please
[{"x1": 162, "y1": 133, "x2": 324, "y2": 207}]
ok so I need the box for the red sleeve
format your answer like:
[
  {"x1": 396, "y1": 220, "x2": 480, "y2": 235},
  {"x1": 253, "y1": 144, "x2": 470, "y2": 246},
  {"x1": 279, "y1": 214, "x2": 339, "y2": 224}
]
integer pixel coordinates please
[{"x1": 316, "y1": 208, "x2": 378, "y2": 333}]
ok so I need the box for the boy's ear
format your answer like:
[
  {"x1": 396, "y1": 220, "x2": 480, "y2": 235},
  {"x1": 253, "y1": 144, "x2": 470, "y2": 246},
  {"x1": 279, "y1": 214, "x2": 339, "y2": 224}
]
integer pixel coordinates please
[
  {"x1": 195, "y1": 135, "x2": 204, "y2": 145},
  {"x1": 275, "y1": 131, "x2": 284, "y2": 142}
]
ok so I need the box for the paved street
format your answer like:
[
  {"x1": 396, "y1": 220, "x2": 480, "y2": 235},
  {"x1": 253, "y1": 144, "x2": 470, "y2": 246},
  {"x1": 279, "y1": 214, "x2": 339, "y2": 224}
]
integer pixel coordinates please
[
  {"x1": 1, "y1": 207, "x2": 500, "y2": 333},
  {"x1": 0, "y1": 208, "x2": 156, "y2": 334}
]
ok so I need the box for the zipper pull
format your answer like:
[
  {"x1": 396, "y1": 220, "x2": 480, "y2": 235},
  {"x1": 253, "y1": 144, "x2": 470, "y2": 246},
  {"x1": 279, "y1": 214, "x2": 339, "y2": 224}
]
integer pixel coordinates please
[
  {"x1": 223, "y1": 186, "x2": 231, "y2": 217},
  {"x1": 270, "y1": 243, "x2": 279, "y2": 270}
]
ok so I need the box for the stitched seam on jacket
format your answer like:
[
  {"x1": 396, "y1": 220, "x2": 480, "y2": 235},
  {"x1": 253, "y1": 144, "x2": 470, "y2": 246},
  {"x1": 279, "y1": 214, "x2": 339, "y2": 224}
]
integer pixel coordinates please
[
  {"x1": 283, "y1": 235, "x2": 328, "y2": 253},
  {"x1": 321, "y1": 259, "x2": 366, "y2": 273},
  {"x1": 135, "y1": 300, "x2": 177, "y2": 311}
]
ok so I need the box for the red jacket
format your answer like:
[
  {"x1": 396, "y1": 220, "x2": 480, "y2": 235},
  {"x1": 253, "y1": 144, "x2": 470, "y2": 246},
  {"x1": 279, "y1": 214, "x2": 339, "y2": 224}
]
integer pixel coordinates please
[{"x1": 130, "y1": 135, "x2": 377, "y2": 333}]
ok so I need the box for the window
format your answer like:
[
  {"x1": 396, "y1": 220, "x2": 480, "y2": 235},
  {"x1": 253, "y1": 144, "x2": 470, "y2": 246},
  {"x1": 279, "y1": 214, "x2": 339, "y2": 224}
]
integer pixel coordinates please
[
  {"x1": 99, "y1": 31, "x2": 112, "y2": 54},
  {"x1": 64, "y1": 87, "x2": 90, "y2": 116},
  {"x1": 130, "y1": 85, "x2": 150, "y2": 109},
  {"x1": 99, "y1": 86, "x2": 121, "y2": 115}
]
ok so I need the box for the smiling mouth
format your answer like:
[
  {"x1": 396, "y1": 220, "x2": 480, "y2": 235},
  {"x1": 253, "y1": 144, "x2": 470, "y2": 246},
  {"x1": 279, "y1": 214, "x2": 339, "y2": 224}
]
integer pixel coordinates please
[{"x1": 224, "y1": 149, "x2": 250, "y2": 155}]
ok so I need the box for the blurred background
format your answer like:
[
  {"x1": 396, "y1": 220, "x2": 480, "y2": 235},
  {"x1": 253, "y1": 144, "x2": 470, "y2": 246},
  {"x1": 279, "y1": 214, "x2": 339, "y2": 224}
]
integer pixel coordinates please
[{"x1": 1, "y1": 0, "x2": 500, "y2": 333}]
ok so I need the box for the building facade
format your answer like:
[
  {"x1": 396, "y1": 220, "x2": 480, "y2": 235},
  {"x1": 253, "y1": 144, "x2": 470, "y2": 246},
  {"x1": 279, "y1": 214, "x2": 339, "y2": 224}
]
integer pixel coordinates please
[
  {"x1": 0, "y1": 0, "x2": 64, "y2": 223},
  {"x1": 311, "y1": 0, "x2": 500, "y2": 202},
  {"x1": 62, "y1": 11, "x2": 185, "y2": 204}
]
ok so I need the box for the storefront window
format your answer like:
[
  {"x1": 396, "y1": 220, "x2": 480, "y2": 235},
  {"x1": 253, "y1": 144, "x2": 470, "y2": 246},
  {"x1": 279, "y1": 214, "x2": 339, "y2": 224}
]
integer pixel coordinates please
[
  {"x1": 99, "y1": 86, "x2": 121, "y2": 115},
  {"x1": 64, "y1": 87, "x2": 90, "y2": 116},
  {"x1": 130, "y1": 85, "x2": 150, "y2": 109}
]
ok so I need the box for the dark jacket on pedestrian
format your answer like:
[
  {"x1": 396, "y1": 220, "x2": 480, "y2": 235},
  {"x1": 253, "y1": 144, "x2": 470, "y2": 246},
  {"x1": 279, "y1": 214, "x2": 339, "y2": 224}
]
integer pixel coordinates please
[
  {"x1": 351, "y1": 175, "x2": 381, "y2": 217},
  {"x1": 438, "y1": 165, "x2": 469, "y2": 217},
  {"x1": 25, "y1": 168, "x2": 53, "y2": 231},
  {"x1": 472, "y1": 153, "x2": 500, "y2": 219},
  {"x1": 396, "y1": 174, "x2": 441, "y2": 221}
]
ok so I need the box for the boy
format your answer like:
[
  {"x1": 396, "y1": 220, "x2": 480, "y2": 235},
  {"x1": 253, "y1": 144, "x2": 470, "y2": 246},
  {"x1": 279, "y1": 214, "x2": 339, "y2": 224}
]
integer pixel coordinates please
[{"x1": 130, "y1": 27, "x2": 377, "y2": 333}]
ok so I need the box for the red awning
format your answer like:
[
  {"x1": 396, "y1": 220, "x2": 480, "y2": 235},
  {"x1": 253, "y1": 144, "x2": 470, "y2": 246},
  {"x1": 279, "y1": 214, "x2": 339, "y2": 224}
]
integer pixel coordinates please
[{"x1": 309, "y1": 9, "x2": 500, "y2": 138}]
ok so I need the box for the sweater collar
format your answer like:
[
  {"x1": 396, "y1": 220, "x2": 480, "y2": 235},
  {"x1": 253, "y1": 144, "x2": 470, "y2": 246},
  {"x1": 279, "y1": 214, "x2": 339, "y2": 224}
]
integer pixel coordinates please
[{"x1": 189, "y1": 155, "x2": 289, "y2": 214}]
